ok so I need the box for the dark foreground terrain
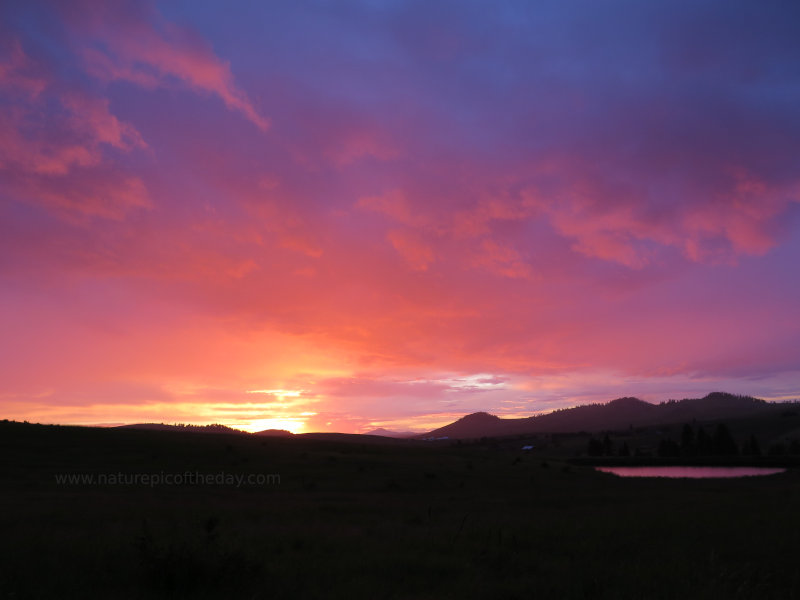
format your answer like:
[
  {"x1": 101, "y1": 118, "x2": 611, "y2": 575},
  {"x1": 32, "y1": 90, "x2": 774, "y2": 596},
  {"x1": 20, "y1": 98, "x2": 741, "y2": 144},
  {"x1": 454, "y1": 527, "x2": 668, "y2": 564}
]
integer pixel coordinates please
[{"x1": 2, "y1": 421, "x2": 799, "y2": 599}]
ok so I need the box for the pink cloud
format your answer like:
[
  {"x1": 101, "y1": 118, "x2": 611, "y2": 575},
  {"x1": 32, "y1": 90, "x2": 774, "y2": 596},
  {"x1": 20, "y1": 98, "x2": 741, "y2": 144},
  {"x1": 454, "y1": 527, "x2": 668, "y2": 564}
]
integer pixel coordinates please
[
  {"x1": 0, "y1": 40, "x2": 150, "y2": 219},
  {"x1": 279, "y1": 234, "x2": 324, "y2": 258},
  {"x1": 328, "y1": 128, "x2": 399, "y2": 166},
  {"x1": 0, "y1": 113, "x2": 98, "y2": 175},
  {"x1": 72, "y1": 2, "x2": 269, "y2": 131},
  {"x1": 358, "y1": 189, "x2": 429, "y2": 228},
  {"x1": 61, "y1": 93, "x2": 147, "y2": 151},
  {"x1": 17, "y1": 172, "x2": 150, "y2": 220},
  {"x1": 452, "y1": 195, "x2": 538, "y2": 238},
  {"x1": 470, "y1": 239, "x2": 533, "y2": 279},
  {"x1": 386, "y1": 229, "x2": 435, "y2": 271},
  {"x1": 0, "y1": 38, "x2": 47, "y2": 98},
  {"x1": 520, "y1": 159, "x2": 800, "y2": 267}
]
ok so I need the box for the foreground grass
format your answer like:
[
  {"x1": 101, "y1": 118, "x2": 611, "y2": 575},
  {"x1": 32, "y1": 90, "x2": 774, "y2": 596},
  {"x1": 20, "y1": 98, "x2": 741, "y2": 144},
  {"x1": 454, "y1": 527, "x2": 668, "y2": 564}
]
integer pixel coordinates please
[{"x1": 1, "y1": 422, "x2": 799, "y2": 599}]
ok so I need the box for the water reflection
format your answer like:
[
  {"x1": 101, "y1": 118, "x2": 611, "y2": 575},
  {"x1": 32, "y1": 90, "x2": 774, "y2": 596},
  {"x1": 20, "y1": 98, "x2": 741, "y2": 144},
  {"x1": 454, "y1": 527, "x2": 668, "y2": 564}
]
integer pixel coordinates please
[{"x1": 595, "y1": 466, "x2": 786, "y2": 478}]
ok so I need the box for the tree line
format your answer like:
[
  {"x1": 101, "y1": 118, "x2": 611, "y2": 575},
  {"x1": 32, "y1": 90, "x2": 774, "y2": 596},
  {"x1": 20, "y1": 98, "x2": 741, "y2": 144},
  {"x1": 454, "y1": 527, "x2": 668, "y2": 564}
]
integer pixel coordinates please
[{"x1": 587, "y1": 423, "x2": 800, "y2": 458}]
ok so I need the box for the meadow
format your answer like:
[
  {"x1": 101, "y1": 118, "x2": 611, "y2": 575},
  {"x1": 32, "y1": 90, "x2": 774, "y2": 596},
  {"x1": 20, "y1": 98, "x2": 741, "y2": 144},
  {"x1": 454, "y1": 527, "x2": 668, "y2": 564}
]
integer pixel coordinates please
[{"x1": 1, "y1": 420, "x2": 799, "y2": 599}]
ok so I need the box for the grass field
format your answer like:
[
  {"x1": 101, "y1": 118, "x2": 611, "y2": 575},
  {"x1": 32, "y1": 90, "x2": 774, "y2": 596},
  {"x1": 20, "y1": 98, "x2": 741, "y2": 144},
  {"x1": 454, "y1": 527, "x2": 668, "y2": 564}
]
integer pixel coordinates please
[{"x1": 2, "y1": 421, "x2": 799, "y2": 599}]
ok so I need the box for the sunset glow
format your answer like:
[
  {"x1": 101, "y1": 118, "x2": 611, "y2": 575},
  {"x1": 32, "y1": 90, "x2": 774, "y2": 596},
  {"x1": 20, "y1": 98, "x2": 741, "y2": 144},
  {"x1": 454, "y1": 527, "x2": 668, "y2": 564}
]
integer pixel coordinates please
[
  {"x1": 2, "y1": 1, "x2": 799, "y2": 432},
  {"x1": 240, "y1": 418, "x2": 308, "y2": 435}
]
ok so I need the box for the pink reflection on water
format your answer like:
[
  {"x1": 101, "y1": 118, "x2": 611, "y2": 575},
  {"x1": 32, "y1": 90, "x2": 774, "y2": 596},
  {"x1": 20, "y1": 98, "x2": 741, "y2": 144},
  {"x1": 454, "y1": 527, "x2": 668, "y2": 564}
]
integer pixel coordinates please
[{"x1": 595, "y1": 466, "x2": 786, "y2": 479}]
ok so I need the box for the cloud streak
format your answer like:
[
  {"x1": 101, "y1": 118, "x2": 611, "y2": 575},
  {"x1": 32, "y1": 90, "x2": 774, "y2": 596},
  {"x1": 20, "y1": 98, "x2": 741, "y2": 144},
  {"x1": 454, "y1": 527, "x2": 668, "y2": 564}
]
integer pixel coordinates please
[{"x1": 72, "y1": 1, "x2": 269, "y2": 130}]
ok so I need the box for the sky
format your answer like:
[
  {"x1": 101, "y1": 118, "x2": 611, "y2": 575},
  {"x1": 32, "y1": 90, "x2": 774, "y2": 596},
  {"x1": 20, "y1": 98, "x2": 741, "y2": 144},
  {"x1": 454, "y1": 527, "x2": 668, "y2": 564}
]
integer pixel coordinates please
[{"x1": 2, "y1": 0, "x2": 800, "y2": 434}]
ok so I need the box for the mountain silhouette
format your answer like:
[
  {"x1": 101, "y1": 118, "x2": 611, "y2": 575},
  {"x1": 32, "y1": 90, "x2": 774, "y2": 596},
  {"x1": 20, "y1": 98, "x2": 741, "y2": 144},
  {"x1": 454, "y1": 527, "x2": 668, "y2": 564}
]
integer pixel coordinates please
[
  {"x1": 365, "y1": 428, "x2": 418, "y2": 438},
  {"x1": 254, "y1": 429, "x2": 294, "y2": 437},
  {"x1": 420, "y1": 412, "x2": 507, "y2": 439},
  {"x1": 418, "y1": 392, "x2": 778, "y2": 439}
]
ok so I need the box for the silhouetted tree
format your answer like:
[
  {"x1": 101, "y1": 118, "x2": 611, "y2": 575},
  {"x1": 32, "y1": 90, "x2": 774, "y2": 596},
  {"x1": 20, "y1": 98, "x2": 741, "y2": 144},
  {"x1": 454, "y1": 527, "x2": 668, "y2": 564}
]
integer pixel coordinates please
[
  {"x1": 712, "y1": 423, "x2": 738, "y2": 456},
  {"x1": 619, "y1": 442, "x2": 630, "y2": 457},
  {"x1": 680, "y1": 424, "x2": 696, "y2": 456},
  {"x1": 603, "y1": 434, "x2": 614, "y2": 456},
  {"x1": 696, "y1": 427, "x2": 713, "y2": 456},
  {"x1": 587, "y1": 438, "x2": 604, "y2": 456},
  {"x1": 768, "y1": 442, "x2": 787, "y2": 456},
  {"x1": 658, "y1": 439, "x2": 680, "y2": 457},
  {"x1": 741, "y1": 434, "x2": 762, "y2": 457}
]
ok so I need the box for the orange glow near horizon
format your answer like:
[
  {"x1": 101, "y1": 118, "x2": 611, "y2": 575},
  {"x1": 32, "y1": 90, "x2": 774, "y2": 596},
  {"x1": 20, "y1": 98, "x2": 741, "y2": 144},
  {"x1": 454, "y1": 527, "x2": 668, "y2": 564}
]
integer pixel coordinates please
[{"x1": 239, "y1": 418, "x2": 309, "y2": 434}]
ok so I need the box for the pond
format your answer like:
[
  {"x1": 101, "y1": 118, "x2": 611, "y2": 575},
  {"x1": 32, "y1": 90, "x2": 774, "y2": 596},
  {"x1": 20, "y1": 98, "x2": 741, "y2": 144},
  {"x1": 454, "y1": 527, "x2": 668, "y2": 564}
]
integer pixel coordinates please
[{"x1": 595, "y1": 466, "x2": 786, "y2": 479}]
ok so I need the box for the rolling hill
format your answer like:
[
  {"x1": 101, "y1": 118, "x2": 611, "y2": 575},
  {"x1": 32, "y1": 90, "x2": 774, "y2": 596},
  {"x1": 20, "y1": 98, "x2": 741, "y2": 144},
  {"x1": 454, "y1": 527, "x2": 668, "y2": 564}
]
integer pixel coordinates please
[
  {"x1": 418, "y1": 392, "x2": 790, "y2": 439},
  {"x1": 114, "y1": 423, "x2": 244, "y2": 434},
  {"x1": 365, "y1": 428, "x2": 421, "y2": 438}
]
